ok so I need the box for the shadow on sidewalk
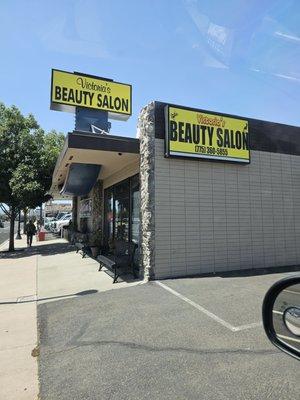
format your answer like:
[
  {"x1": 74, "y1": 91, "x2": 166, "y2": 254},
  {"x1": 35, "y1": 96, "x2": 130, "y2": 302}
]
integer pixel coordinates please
[
  {"x1": 0, "y1": 242, "x2": 75, "y2": 259},
  {"x1": 0, "y1": 289, "x2": 99, "y2": 305}
]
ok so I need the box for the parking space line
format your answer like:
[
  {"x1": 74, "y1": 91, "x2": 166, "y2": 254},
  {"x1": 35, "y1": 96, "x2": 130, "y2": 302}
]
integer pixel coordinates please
[
  {"x1": 277, "y1": 334, "x2": 300, "y2": 344},
  {"x1": 283, "y1": 289, "x2": 300, "y2": 295},
  {"x1": 232, "y1": 322, "x2": 262, "y2": 332},
  {"x1": 156, "y1": 281, "x2": 262, "y2": 332},
  {"x1": 157, "y1": 281, "x2": 236, "y2": 331}
]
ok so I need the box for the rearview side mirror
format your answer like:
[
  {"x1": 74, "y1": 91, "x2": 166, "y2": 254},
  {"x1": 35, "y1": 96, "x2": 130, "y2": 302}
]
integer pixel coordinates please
[{"x1": 262, "y1": 275, "x2": 300, "y2": 361}]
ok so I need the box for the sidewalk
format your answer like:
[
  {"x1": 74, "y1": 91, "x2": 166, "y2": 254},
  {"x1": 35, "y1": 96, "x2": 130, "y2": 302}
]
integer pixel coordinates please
[
  {"x1": 0, "y1": 237, "x2": 38, "y2": 400},
  {"x1": 0, "y1": 236, "x2": 143, "y2": 400},
  {"x1": 37, "y1": 238, "x2": 143, "y2": 304}
]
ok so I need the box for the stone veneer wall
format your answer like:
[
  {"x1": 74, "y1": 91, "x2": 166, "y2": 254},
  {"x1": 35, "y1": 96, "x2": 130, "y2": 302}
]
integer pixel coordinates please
[
  {"x1": 90, "y1": 180, "x2": 103, "y2": 236},
  {"x1": 75, "y1": 180, "x2": 103, "y2": 240},
  {"x1": 138, "y1": 102, "x2": 156, "y2": 280}
]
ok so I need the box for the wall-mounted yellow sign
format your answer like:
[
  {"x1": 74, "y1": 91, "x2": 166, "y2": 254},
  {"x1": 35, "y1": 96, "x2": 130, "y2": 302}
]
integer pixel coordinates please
[
  {"x1": 51, "y1": 69, "x2": 132, "y2": 120},
  {"x1": 165, "y1": 106, "x2": 250, "y2": 163}
]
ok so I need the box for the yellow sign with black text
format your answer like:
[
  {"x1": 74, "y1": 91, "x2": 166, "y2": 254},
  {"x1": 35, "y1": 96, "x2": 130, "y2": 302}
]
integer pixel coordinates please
[
  {"x1": 51, "y1": 69, "x2": 132, "y2": 120},
  {"x1": 165, "y1": 106, "x2": 250, "y2": 163}
]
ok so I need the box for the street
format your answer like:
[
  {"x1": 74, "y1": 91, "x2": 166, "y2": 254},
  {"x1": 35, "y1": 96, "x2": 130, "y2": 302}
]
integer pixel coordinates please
[
  {"x1": 0, "y1": 221, "x2": 21, "y2": 247},
  {"x1": 0, "y1": 221, "x2": 10, "y2": 246}
]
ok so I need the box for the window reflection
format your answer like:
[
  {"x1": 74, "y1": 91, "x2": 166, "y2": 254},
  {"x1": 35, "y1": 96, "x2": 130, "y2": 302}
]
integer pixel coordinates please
[
  {"x1": 114, "y1": 180, "x2": 130, "y2": 241},
  {"x1": 104, "y1": 174, "x2": 140, "y2": 249},
  {"x1": 131, "y1": 174, "x2": 140, "y2": 244}
]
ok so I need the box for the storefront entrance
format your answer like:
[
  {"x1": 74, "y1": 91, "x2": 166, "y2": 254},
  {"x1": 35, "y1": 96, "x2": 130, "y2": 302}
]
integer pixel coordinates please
[{"x1": 104, "y1": 174, "x2": 140, "y2": 255}]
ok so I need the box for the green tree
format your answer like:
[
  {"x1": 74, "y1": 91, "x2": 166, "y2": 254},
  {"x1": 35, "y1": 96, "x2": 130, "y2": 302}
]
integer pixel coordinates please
[{"x1": 0, "y1": 102, "x2": 64, "y2": 251}]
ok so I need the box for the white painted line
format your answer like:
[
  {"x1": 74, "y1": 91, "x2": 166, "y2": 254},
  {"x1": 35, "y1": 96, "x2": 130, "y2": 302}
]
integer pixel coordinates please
[
  {"x1": 232, "y1": 322, "x2": 262, "y2": 332},
  {"x1": 156, "y1": 281, "x2": 261, "y2": 332},
  {"x1": 277, "y1": 334, "x2": 300, "y2": 344},
  {"x1": 273, "y1": 310, "x2": 283, "y2": 315},
  {"x1": 157, "y1": 281, "x2": 236, "y2": 331},
  {"x1": 156, "y1": 281, "x2": 236, "y2": 331},
  {"x1": 283, "y1": 289, "x2": 300, "y2": 295}
]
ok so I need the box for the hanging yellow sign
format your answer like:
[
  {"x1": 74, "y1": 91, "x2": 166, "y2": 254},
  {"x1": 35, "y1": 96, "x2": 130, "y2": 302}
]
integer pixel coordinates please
[
  {"x1": 165, "y1": 106, "x2": 250, "y2": 163},
  {"x1": 50, "y1": 69, "x2": 132, "y2": 120}
]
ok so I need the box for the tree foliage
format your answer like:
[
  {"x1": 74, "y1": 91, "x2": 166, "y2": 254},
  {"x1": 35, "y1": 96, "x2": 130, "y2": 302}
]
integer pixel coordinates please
[
  {"x1": 0, "y1": 102, "x2": 65, "y2": 250},
  {"x1": 0, "y1": 103, "x2": 38, "y2": 207}
]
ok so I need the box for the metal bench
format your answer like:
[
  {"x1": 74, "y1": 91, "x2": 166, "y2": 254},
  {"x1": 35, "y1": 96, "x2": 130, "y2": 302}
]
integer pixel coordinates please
[
  {"x1": 75, "y1": 241, "x2": 89, "y2": 258},
  {"x1": 97, "y1": 240, "x2": 137, "y2": 283}
]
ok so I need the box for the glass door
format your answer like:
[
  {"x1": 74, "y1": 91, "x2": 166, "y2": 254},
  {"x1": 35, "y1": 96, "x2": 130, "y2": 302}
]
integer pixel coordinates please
[
  {"x1": 104, "y1": 187, "x2": 114, "y2": 248},
  {"x1": 114, "y1": 179, "x2": 130, "y2": 242},
  {"x1": 130, "y1": 174, "x2": 140, "y2": 244},
  {"x1": 103, "y1": 174, "x2": 140, "y2": 252}
]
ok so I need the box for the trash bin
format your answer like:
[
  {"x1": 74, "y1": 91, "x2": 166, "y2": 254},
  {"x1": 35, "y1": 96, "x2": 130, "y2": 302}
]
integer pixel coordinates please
[{"x1": 38, "y1": 231, "x2": 45, "y2": 241}]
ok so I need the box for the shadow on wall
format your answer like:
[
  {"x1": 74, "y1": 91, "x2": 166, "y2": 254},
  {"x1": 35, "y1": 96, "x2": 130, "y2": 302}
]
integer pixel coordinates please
[
  {"x1": 217, "y1": 265, "x2": 300, "y2": 278},
  {"x1": 0, "y1": 242, "x2": 75, "y2": 260},
  {"x1": 166, "y1": 265, "x2": 300, "y2": 281}
]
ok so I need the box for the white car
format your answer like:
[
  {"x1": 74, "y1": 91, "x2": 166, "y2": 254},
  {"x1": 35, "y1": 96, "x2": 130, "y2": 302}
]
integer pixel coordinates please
[
  {"x1": 52, "y1": 212, "x2": 69, "y2": 224},
  {"x1": 44, "y1": 217, "x2": 56, "y2": 231},
  {"x1": 51, "y1": 214, "x2": 72, "y2": 234},
  {"x1": 47, "y1": 213, "x2": 70, "y2": 231}
]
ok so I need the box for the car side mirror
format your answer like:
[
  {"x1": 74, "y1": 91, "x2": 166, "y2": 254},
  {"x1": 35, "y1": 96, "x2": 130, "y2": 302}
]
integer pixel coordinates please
[{"x1": 262, "y1": 276, "x2": 300, "y2": 361}]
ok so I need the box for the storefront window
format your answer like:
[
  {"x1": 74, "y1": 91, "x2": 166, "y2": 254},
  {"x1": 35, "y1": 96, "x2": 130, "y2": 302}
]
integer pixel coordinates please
[
  {"x1": 104, "y1": 174, "x2": 140, "y2": 249},
  {"x1": 104, "y1": 188, "x2": 114, "y2": 246},
  {"x1": 131, "y1": 174, "x2": 140, "y2": 244},
  {"x1": 114, "y1": 180, "x2": 130, "y2": 241}
]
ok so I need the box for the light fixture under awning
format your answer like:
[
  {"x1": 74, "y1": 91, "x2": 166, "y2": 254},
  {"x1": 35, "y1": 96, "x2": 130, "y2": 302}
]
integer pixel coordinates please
[{"x1": 60, "y1": 163, "x2": 101, "y2": 196}]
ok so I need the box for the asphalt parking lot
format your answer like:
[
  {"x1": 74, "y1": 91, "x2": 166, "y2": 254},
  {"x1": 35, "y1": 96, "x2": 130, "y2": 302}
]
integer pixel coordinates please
[{"x1": 38, "y1": 269, "x2": 300, "y2": 400}]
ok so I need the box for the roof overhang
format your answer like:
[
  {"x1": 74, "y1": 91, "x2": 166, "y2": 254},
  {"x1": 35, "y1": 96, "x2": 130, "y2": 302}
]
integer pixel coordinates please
[
  {"x1": 60, "y1": 163, "x2": 101, "y2": 196},
  {"x1": 50, "y1": 131, "x2": 140, "y2": 198}
]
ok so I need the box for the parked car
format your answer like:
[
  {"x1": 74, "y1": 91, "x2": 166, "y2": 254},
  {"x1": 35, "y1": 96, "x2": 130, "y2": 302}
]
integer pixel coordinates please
[
  {"x1": 55, "y1": 212, "x2": 69, "y2": 220},
  {"x1": 51, "y1": 214, "x2": 72, "y2": 235},
  {"x1": 44, "y1": 217, "x2": 56, "y2": 231},
  {"x1": 47, "y1": 213, "x2": 70, "y2": 231}
]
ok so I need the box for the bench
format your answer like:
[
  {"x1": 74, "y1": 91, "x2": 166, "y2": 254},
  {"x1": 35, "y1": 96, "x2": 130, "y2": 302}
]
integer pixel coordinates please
[
  {"x1": 97, "y1": 240, "x2": 138, "y2": 283},
  {"x1": 75, "y1": 241, "x2": 90, "y2": 258}
]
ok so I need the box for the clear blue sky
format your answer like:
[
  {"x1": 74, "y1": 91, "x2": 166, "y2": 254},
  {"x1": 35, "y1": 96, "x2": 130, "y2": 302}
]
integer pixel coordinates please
[{"x1": 0, "y1": 0, "x2": 299, "y2": 138}]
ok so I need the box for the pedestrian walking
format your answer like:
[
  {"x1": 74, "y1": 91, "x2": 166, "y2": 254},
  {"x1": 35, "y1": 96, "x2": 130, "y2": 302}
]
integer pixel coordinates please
[{"x1": 25, "y1": 220, "x2": 37, "y2": 247}]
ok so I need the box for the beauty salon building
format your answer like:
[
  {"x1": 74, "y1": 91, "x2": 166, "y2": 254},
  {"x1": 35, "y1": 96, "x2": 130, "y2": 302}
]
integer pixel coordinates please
[{"x1": 51, "y1": 99, "x2": 300, "y2": 280}]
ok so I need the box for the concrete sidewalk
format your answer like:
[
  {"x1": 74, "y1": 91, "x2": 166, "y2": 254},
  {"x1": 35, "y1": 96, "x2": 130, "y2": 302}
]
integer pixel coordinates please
[
  {"x1": 0, "y1": 237, "x2": 38, "y2": 400},
  {"x1": 37, "y1": 238, "x2": 143, "y2": 304},
  {"x1": 0, "y1": 235, "x2": 143, "y2": 400}
]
